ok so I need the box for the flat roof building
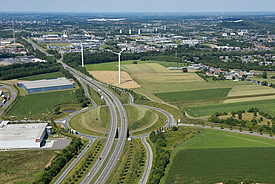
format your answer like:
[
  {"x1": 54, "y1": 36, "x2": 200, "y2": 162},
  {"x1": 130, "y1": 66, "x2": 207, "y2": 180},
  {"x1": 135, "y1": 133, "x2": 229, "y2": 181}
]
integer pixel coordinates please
[
  {"x1": 17, "y1": 77, "x2": 74, "y2": 93},
  {"x1": 0, "y1": 122, "x2": 48, "y2": 149}
]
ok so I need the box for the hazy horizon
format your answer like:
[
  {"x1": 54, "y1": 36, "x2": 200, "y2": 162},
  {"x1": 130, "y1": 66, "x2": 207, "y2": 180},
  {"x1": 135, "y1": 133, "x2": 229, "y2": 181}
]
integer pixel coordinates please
[{"x1": 1, "y1": 0, "x2": 275, "y2": 13}]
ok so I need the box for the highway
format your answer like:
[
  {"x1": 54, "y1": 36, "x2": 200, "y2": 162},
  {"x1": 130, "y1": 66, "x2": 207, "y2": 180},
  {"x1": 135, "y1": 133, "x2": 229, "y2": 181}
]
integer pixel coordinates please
[{"x1": 59, "y1": 61, "x2": 128, "y2": 184}]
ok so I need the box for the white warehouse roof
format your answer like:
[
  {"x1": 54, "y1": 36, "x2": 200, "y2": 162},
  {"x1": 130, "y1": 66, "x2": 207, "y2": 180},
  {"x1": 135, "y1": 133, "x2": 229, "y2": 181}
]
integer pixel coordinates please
[
  {"x1": 19, "y1": 77, "x2": 74, "y2": 90},
  {"x1": 0, "y1": 123, "x2": 48, "y2": 141}
]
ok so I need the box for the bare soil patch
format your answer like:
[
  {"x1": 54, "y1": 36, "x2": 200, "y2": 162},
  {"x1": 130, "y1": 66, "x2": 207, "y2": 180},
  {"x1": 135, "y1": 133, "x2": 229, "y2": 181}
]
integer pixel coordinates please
[{"x1": 89, "y1": 71, "x2": 141, "y2": 89}]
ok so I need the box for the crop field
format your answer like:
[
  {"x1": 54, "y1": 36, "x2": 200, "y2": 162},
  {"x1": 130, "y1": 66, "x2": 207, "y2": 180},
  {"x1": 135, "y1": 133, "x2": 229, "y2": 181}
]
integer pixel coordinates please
[
  {"x1": 69, "y1": 106, "x2": 110, "y2": 137},
  {"x1": 0, "y1": 150, "x2": 57, "y2": 184},
  {"x1": 155, "y1": 88, "x2": 231, "y2": 102},
  {"x1": 166, "y1": 147, "x2": 275, "y2": 184},
  {"x1": 17, "y1": 72, "x2": 64, "y2": 81},
  {"x1": 124, "y1": 105, "x2": 167, "y2": 136},
  {"x1": 184, "y1": 98, "x2": 275, "y2": 117},
  {"x1": 7, "y1": 90, "x2": 77, "y2": 118},
  {"x1": 162, "y1": 129, "x2": 275, "y2": 184},
  {"x1": 89, "y1": 71, "x2": 140, "y2": 89}
]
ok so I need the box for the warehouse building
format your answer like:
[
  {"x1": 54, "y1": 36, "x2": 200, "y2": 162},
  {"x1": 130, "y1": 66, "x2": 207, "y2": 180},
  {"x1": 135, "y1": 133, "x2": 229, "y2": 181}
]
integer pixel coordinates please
[
  {"x1": 0, "y1": 122, "x2": 48, "y2": 149},
  {"x1": 17, "y1": 77, "x2": 74, "y2": 93}
]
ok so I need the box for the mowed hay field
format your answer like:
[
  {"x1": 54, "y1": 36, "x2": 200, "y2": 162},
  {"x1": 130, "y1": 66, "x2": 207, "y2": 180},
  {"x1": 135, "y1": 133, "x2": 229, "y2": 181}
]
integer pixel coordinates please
[
  {"x1": 125, "y1": 105, "x2": 167, "y2": 135},
  {"x1": 7, "y1": 90, "x2": 77, "y2": 118},
  {"x1": 0, "y1": 150, "x2": 57, "y2": 184},
  {"x1": 184, "y1": 98, "x2": 275, "y2": 117},
  {"x1": 69, "y1": 106, "x2": 111, "y2": 137},
  {"x1": 162, "y1": 129, "x2": 275, "y2": 184},
  {"x1": 89, "y1": 71, "x2": 140, "y2": 89}
]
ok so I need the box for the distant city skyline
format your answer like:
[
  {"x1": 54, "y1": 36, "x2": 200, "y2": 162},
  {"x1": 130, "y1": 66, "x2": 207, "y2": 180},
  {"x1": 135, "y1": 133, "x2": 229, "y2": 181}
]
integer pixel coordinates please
[{"x1": 0, "y1": 0, "x2": 275, "y2": 13}]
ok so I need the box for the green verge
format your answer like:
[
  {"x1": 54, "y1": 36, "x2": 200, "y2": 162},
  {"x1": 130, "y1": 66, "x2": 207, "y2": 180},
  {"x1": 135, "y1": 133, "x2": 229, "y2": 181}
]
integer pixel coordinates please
[
  {"x1": 124, "y1": 105, "x2": 168, "y2": 136},
  {"x1": 0, "y1": 150, "x2": 57, "y2": 184},
  {"x1": 60, "y1": 139, "x2": 105, "y2": 184},
  {"x1": 17, "y1": 72, "x2": 64, "y2": 81},
  {"x1": 105, "y1": 139, "x2": 146, "y2": 184},
  {"x1": 87, "y1": 85, "x2": 106, "y2": 106},
  {"x1": 184, "y1": 98, "x2": 275, "y2": 117},
  {"x1": 162, "y1": 129, "x2": 275, "y2": 184},
  {"x1": 155, "y1": 88, "x2": 231, "y2": 102},
  {"x1": 68, "y1": 106, "x2": 110, "y2": 137}
]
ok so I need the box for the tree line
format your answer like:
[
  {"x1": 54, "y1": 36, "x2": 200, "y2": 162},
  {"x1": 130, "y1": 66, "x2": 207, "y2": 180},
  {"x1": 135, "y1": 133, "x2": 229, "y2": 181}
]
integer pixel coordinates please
[{"x1": 32, "y1": 137, "x2": 83, "y2": 184}]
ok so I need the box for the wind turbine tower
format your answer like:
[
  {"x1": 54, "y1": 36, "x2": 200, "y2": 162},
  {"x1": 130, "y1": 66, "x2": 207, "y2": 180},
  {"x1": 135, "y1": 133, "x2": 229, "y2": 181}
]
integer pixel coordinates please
[
  {"x1": 12, "y1": 21, "x2": 16, "y2": 49},
  {"x1": 81, "y1": 42, "x2": 84, "y2": 67}
]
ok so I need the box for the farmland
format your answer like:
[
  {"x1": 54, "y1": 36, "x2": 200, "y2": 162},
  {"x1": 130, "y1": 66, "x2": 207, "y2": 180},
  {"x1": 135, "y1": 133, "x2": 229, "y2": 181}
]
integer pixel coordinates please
[
  {"x1": 184, "y1": 98, "x2": 275, "y2": 117},
  {"x1": 162, "y1": 129, "x2": 275, "y2": 184},
  {"x1": 155, "y1": 88, "x2": 231, "y2": 102},
  {"x1": 17, "y1": 72, "x2": 64, "y2": 81},
  {"x1": 7, "y1": 89, "x2": 78, "y2": 118},
  {"x1": 0, "y1": 150, "x2": 57, "y2": 184}
]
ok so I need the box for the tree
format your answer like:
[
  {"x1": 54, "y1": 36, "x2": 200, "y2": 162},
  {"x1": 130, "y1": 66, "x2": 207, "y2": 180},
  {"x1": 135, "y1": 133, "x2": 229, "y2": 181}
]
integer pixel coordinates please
[
  {"x1": 54, "y1": 106, "x2": 61, "y2": 114},
  {"x1": 239, "y1": 127, "x2": 242, "y2": 132},
  {"x1": 220, "y1": 124, "x2": 224, "y2": 129},
  {"x1": 182, "y1": 68, "x2": 188, "y2": 73},
  {"x1": 132, "y1": 61, "x2": 138, "y2": 64},
  {"x1": 172, "y1": 126, "x2": 178, "y2": 131},
  {"x1": 262, "y1": 71, "x2": 267, "y2": 79}
]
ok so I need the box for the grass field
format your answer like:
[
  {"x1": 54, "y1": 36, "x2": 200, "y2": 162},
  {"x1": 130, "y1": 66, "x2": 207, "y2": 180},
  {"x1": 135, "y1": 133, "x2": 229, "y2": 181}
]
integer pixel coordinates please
[
  {"x1": 17, "y1": 72, "x2": 64, "y2": 81},
  {"x1": 7, "y1": 90, "x2": 77, "y2": 118},
  {"x1": 155, "y1": 88, "x2": 231, "y2": 102},
  {"x1": 68, "y1": 106, "x2": 111, "y2": 137},
  {"x1": 184, "y1": 98, "x2": 275, "y2": 117},
  {"x1": 125, "y1": 105, "x2": 168, "y2": 136},
  {"x1": 163, "y1": 129, "x2": 275, "y2": 184},
  {"x1": 0, "y1": 150, "x2": 57, "y2": 184}
]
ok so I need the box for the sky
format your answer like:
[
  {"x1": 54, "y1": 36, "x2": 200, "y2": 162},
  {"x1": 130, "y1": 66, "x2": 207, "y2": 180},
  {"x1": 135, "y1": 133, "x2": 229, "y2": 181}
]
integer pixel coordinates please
[{"x1": 0, "y1": 0, "x2": 275, "y2": 13}]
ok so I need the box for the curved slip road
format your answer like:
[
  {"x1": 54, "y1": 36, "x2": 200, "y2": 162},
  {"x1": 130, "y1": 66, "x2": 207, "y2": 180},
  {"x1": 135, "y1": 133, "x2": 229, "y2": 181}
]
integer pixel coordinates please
[
  {"x1": 0, "y1": 86, "x2": 16, "y2": 118},
  {"x1": 59, "y1": 62, "x2": 128, "y2": 184}
]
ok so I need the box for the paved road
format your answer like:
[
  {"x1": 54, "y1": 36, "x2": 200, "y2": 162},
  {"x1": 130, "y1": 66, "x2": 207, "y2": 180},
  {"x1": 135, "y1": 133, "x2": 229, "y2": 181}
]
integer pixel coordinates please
[
  {"x1": 139, "y1": 136, "x2": 153, "y2": 184},
  {"x1": 54, "y1": 138, "x2": 95, "y2": 184},
  {"x1": 0, "y1": 86, "x2": 16, "y2": 118},
  {"x1": 22, "y1": 37, "x2": 54, "y2": 57},
  {"x1": 57, "y1": 60, "x2": 128, "y2": 184}
]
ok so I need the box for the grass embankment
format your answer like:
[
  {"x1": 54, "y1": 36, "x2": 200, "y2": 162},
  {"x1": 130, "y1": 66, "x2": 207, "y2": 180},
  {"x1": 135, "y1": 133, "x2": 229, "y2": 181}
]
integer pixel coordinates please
[
  {"x1": 125, "y1": 105, "x2": 168, "y2": 136},
  {"x1": 87, "y1": 85, "x2": 106, "y2": 106},
  {"x1": 17, "y1": 72, "x2": 64, "y2": 81},
  {"x1": 60, "y1": 139, "x2": 105, "y2": 184},
  {"x1": 69, "y1": 106, "x2": 111, "y2": 137},
  {"x1": 6, "y1": 89, "x2": 78, "y2": 119},
  {"x1": 106, "y1": 139, "x2": 146, "y2": 184},
  {"x1": 0, "y1": 150, "x2": 57, "y2": 184},
  {"x1": 163, "y1": 129, "x2": 275, "y2": 184}
]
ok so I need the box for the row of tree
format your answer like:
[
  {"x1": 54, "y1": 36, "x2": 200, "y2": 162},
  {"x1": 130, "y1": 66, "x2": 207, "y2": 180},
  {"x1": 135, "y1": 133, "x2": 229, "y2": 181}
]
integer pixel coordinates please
[
  {"x1": 32, "y1": 137, "x2": 83, "y2": 184},
  {"x1": 147, "y1": 130, "x2": 170, "y2": 184}
]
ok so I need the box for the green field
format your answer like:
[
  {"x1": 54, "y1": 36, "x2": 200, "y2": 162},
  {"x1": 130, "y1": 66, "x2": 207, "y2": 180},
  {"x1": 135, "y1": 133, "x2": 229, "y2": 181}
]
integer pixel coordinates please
[
  {"x1": 155, "y1": 88, "x2": 231, "y2": 102},
  {"x1": 17, "y1": 72, "x2": 64, "y2": 81},
  {"x1": 7, "y1": 90, "x2": 77, "y2": 118},
  {"x1": 68, "y1": 106, "x2": 111, "y2": 137},
  {"x1": 125, "y1": 105, "x2": 168, "y2": 136},
  {"x1": 0, "y1": 150, "x2": 57, "y2": 184},
  {"x1": 163, "y1": 129, "x2": 275, "y2": 184},
  {"x1": 184, "y1": 98, "x2": 275, "y2": 117},
  {"x1": 166, "y1": 147, "x2": 275, "y2": 184}
]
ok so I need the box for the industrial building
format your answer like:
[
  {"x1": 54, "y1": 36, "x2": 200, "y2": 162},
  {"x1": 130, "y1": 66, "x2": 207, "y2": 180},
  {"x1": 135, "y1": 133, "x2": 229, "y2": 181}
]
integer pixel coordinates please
[
  {"x1": 17, "y1": 77, "x2": 74, "y2": 93},
  {"x1": 0, "y1": 122, "x2": 48, "y2": 149}
]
